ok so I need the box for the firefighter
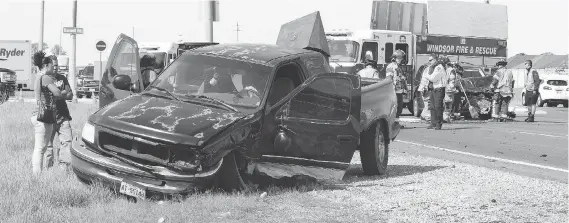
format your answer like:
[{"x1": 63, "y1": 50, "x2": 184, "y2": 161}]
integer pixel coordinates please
[
  {"x1": 386, "y1": 49, "x2": 407, "y2": 118},
  {"x1": 443, "y1": 56, "x2": 458, "y2": 122},
  {"x1": 491, "y1": 59, "x2": 514, "y2": 122}
]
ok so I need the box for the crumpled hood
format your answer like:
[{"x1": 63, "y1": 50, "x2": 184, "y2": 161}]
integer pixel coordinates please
[
  {"x1": 97, "y1": 94, "x2": 245, "y2": 141},
  {"x1": 460, "y1": 76, "x2": 494, "y2": 94}
]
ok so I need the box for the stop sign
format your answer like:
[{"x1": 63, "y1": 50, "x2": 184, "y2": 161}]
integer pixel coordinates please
[{"x1": 96, "y1": 41, "x2": 106, "y2": 51}]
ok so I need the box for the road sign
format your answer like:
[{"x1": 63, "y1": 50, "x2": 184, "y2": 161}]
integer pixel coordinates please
[
  {"x1": 96, "y1": 41, "x2": 106, "y2": 51},
  {"x1": 63, "y1": 27, "x2": 84, "y2": 34}
]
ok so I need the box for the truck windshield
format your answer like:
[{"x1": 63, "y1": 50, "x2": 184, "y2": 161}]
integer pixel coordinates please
[
  {"x1": 147, "y1": 54, "x2": 272, "y2": 110},
  {"x1": 328, "y1": 40, "x2": 359, "y2": 63}
]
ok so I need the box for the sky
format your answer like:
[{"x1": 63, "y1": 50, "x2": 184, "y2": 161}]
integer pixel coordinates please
[{"x1": 0, "y1": 0, "x2": 567, "y2": 66}]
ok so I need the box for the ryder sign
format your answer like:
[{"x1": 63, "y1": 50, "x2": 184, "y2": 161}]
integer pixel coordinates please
[{"x1": 416, "y1": 35, "x2": 507, "y2": 57}]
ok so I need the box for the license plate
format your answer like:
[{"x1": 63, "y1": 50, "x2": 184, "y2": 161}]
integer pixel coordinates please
[
  {"x1": 90, "y1": 88, "x2": 96, "y2": 92},
  {"x1": 119, "y1": 182, "x2": 146, "y2": 200}
]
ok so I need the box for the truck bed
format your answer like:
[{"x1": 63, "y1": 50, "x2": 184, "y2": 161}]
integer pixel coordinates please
[{"x1": 359, "y1": 77, "x2": 399, "y2": 139}]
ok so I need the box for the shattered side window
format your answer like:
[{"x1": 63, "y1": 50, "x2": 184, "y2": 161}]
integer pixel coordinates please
[
  {"x1": 288, "y1": 77, "x2": 351, "y2": 121},
  {"x1": 302, "y1": 54, "x2": 329, "y2": 76}
]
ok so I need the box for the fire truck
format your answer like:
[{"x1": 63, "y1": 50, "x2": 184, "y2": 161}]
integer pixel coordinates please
[{"x1": 326, "y1": 29, "x2": 416, "y2": 116}]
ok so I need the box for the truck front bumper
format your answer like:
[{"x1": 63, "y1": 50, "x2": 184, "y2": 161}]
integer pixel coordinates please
[{"x1": 71, "y1": 139, "x2": 222, "y2": 196}]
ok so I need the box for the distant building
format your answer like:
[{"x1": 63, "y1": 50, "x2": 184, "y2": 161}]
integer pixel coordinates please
[{"x1": 507, "y1": 53, "x2": 568, "y2": 88}]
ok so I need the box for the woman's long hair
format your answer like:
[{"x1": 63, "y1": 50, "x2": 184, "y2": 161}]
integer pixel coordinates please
[{"x1": 33, "y1": 51, "x2": 52, "y2": 70}]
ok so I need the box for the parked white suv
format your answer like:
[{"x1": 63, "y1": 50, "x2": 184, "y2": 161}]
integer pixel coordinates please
[{"x1": 523, "y1": 75, "x2": 568, "y2": 107}]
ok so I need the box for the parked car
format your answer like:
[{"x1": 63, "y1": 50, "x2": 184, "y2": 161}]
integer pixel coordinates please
[
  {"x1": 70, "y1": 12, "x2": 401, "y2": 200},
  {"x1": 522, "y1": 75, "x2": 569, "y2": 107}
]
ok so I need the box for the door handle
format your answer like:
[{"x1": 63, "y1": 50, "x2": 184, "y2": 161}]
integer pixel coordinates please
[{"x1": 337, "y1": 135, "x2": 355, "y2": 142}]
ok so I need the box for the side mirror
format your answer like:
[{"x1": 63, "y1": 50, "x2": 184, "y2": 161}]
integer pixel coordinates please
[
  {"x1": 273, "y1": 129, "x2": 291, "y2": 153},
  {"x1": 112, "y1": 74, "x2": 133, "y2": 91}
]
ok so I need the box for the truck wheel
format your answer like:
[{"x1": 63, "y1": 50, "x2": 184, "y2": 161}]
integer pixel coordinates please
[
  {"x1": 407, "y1": 101, "x2": 414, "y2": 115},
  {"x1": 215, "y1": 151, "x2": 249, "y2": 192},
  {"x1": 563, "y1": 102, "x2": 568, "y2": 108},
  {"x1": 360, "y1": 122, "x2": 389, "y2": 176},
  {"x1": 396, "y1": 94, "x2": 403, "y2": 118},
  {"x1": 413, "y1": 97, "x2": 422, "y2": 117},
  {"x1": 77, "y1": 94, "x2": 83, "y2": 99}
]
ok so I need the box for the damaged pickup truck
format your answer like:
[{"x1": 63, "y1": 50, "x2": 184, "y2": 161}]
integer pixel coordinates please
[{"x1": 70, "y1": 12, "x2": 401, "y2": 199}]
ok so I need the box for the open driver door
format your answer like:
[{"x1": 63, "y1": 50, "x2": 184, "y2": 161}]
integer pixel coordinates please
[{"x1": 99, "y1": 34, "x2": 143, "y2": 108}]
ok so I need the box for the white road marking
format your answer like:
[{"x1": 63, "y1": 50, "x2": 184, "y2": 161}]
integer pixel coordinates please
[
  {"x1": 396, "y1": 140, "x2": 569, "y2": 173},
  {"x1": 484, "y1": 127, "x2": 568, "y2": 138}
]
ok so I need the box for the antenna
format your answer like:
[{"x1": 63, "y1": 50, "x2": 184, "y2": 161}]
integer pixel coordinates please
[{"x1": 234, "y1": 22, "x2": 242, "y2": 42}]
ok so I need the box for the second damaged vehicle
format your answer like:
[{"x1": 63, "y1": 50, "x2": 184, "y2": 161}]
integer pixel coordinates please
[{"x1": 71, "y1": 12, "x2": 401, "y2": 199}]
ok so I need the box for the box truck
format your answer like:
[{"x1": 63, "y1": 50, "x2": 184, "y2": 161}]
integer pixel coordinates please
[{"x1": 0, "y1": 40, "x2": 33, "y2": 90}]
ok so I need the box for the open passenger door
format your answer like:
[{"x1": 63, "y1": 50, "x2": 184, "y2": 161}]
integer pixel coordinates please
[
  {"x1": 99, "y1": 34, "x2": 142, "y2": 108},
  {"x1": 260, "y1": 73, "x2": 362, "y2": 180}
]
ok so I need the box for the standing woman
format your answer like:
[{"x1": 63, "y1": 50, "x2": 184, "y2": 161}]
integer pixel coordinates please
[{"x1": 31, "y1": 52, "x2": 65, "y2": 174}]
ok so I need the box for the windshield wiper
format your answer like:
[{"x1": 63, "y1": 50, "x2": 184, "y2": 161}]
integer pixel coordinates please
[
  {"x1": 147, "y1": 86, "x2": 181, "y2": 102},
  {"x1": 185, "y1": 94, "x2": 238, "y2": 112}
]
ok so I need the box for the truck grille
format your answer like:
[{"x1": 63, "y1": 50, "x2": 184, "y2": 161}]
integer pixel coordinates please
[{"x1": 97, "y1": 129, "x2": 196, "y2": 166}]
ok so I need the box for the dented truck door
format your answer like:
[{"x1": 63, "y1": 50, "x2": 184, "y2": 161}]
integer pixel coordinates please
[
  {"x1": 99, "y1": 34, "x2": 142, "y2": 108},
  {"x1": 260, "y1": 73, "x2": 361, "y2": 180}
]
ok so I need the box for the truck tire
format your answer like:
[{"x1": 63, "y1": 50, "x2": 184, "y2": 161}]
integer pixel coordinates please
[
  {"x1": 215, "y1": 151, "x2": 248, "y2": 192},
  {"x1": 413, "y1": 97, "x2": 422, "y2": 117},
  {"x1": 360, "y1": 122, "x2": 389, "y2": 176},
  {"x1": 563, "y1": 102, "x2": 568, "y2": 108},
  {"x1": 396, "y1": 94, "x2": 403, "y2": 118},
  {"x1": 407, "y1": 101, "x2": 414, "y2": 115}
]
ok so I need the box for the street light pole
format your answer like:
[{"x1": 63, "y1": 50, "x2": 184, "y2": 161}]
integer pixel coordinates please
[
  {"x1": 70, "y1": 0, "x2": 78, "y2": 103},
  {"x1": 39, "y1": 0, "x2": 45, "y2": 53}
]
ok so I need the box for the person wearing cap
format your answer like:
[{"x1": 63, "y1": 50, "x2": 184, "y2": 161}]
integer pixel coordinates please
[
  {"x1": 386, "y1": 49, "x2": 407, "y2": 118},
  {"x1": 443, "y1": 56, "x2": 458, "y2": 122},
  {"x1": 424, "y1": 54, "x2": 448, "y2": 130},
  {"x1": 523, "y1": 60, "x2": 540, "y2": 122},
  {"x1": 490, "y1": 60, "x2": 514, "y2": 122},
  {"x1": 357, "y1": 58, "x2": 380, "y2": 79}
]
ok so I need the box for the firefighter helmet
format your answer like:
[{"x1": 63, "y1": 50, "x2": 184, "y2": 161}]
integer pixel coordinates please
[
  {"x1": 496, "y1": 59, "x2": 507, "y2": 67},
  {"x1": 392, "y1": 50, "x2": 405, "y2": 59}
]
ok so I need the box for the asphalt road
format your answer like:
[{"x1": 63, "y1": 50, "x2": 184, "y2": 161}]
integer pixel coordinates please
[{"x1": 394, "y1": 105, "x2": 568, "y2": 183}]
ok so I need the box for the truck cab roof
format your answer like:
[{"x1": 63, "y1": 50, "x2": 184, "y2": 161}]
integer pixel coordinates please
[{"x1": 191, "y1": 43, "x2": 318, "y2": 66}]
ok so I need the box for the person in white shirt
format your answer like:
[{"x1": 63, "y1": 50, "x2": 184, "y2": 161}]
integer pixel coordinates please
[
  {"x1": 424, "y1": 54, "x2": 448, "y2": 130},
  {"x1": 357, "y1": 59, "x2": 380, "y2": 79},
  {"x1": 416, "y1": 64, "x2": 432, "y2": 122}
]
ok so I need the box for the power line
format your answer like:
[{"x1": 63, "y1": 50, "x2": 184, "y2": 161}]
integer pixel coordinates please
[{"x1": 234, "y1": 22, "x2": 242, "y2": 42}]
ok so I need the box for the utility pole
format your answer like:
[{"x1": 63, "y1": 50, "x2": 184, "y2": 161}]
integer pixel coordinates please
[
  {"x1": 132, "y1": 27, "x2": 135, "y2": 38},
  {"x1": 59, "y1": 21, "x2": 62, "y2": 55},
  {"x1": 70, "y1": 0, "x2": 78, "y2": 103},
  {"x1": 234, "y1": 22, "x2": 242, "y2": 42},
  {"x1": 202, "y1": 0, "x2": 219, "y2": 42},
  {"x1": 39, "y1": 0, "x2": 45, "y2": 53}
]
